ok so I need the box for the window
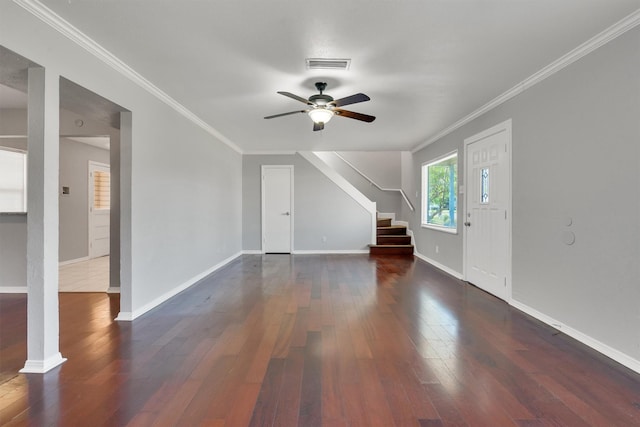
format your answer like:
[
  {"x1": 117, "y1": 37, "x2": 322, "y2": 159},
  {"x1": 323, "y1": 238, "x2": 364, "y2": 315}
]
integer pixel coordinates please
[
  {"x1": 422, "y1": 152, "x2": 457, "y2": 232},
  {"x1": 0, "y1": 148, "x2": 27, "y2": 212},
  {"x1": 93, "y1": 170, "x2": 110, "y2": 210},
  {"x1": 481, "y1": 167, "x2": 489, "y2": 204}
]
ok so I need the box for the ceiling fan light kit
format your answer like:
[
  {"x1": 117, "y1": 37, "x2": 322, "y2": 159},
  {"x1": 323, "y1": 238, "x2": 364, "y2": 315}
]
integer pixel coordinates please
[
  {"x1": 308, "y1": 108, "x2": 334, "y2": 124},
  {"x1": 265, "y1": 82, "x2": 375, "y2": 131}
]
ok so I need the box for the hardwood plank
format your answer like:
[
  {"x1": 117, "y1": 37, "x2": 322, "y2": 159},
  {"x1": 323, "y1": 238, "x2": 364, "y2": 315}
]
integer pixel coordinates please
[
  {"x1": 272, "y1": 348, "x2": 304, "y2": 426},
  {"x1": 320, "y1": 326, "x2": 345, "y2": 424},
  {"x1": 244, "y1": 315, "x2": 283, "y2": 383},
  {"x1": 307, "y1": 299, "x2": 323, "y2": 332},
  {"x1": 224, "y1": 382, "x2": 261, "y2": 427},
  {"x1": 340, "y1": 382, "x2": 374, "y2": 427},
  {"x1": 356, "y1": 358, "x2": 398, "y2": 426},
  {"x1": 289, "y1": 308, "x2": 310, "y2": 348},
  {"x1": 298, "y1": 331, "x2": 323, "y2": 427},
  {"x1": 271, "y1": 313, "x2": 296, "y2": 359},
  {"x1": 248, "y1": 358, "x2": 285, "y2": 427}
]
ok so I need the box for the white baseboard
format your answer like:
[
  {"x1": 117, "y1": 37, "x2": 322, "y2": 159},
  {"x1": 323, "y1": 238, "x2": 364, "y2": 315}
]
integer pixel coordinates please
[
  {"x1": 19, "y1": 353, "x2": 67, "y2": 373},
  {"x1": 115, "y1": 251, "x2": 243, "y2": 322},
  {"x1": 0, "y1": 286, "x2": 27, "y2": 293},
  {"x1": 242, "y1": 249, "x2": 370, "y2": 255},
  {"x1": 510, "y1": 299, "x2": 640, "y2": 375},
  {"x1": 293, "y1": 249, "x2": 370, "y2": 255},
  {"x1": 58, "y1": 256, "x2": 90, "y2": 267},
  {"x1": 107, "y1": 287, "x2": 120, "y2": 294},
  {"x1": 414, "y1": 251, "x2": 464, "y2": 280},
  {"x1": 114, "y1": 311, "x2": 133, "y2": 321}
]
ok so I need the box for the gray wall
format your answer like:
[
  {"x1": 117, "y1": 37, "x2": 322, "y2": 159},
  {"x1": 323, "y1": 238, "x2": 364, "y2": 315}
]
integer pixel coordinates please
[
  {"x1": 336, "y1": 151, "x2": 402, "y2": 188},
  {"x1": 2, "y1": 4, "x2": 243, "y2": 313},
  {"x1": 243, "y1": 154, "x2": 371, "y2": 252},
  {"x1": 411, "y1": 27, "x2": 640, "y2": 361},
  {"x1": 0, "y1": 214, "x2": 26, "y2": 289},
  {"x1": 314, "y1": 151, "x2": 402, "y2": 215},
  {"x1": 0, "y1": 109, "x2": 26, "y2": 136},
  {"x1": 59, "y1": 138, "x2": 110, "y2": 262},
  {"x1": 400, "y1": 151, "x2": 416, "y2": 222}
]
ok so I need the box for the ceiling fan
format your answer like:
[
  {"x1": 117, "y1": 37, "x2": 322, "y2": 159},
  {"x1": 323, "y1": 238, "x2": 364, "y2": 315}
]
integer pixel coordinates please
[{"x1": 264, "y1": 82, "x2": 375, "y2": 131}]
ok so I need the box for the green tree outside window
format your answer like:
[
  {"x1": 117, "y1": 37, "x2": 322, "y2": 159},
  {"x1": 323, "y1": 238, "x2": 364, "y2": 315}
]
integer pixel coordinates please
[{"x1": 422, "y1": 153, "x2": 457, "y2": 230}]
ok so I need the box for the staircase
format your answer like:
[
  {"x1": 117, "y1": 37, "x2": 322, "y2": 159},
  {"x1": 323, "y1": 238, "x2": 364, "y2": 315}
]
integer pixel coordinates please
[{"x1": 369, "y1": 216, "x2": 414, "y2": 256}]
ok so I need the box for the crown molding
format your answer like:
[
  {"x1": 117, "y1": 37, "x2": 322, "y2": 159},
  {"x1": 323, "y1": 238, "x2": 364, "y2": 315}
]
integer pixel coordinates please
[
  {"x1": 412, "y1": 8, "x2": 640, "y2": 154},
  {"x1": 13, "y1": 0, "x2": 243, "y2": 154}
]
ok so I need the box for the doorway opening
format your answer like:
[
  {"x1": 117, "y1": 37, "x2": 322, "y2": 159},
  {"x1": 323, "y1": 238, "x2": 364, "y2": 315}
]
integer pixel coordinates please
[{"x1": 58, "y1": 77, "x2": 123, "y2": 295}]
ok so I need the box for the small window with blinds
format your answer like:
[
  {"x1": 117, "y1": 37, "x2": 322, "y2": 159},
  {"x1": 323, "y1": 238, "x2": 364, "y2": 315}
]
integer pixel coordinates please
[{"x1": 93, "y1": 170, "x2": 110, "y2": 210}]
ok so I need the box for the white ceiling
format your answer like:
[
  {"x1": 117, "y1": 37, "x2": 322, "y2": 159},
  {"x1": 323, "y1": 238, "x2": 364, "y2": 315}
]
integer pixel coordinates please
[{"x1": 13, "y1": 1, "x2": 640, "y2": 152}]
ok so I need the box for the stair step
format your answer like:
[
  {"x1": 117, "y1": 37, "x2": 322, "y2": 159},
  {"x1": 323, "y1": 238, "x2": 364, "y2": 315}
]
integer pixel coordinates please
[
  {"x1": 369, "y1": 244, "x2": 414, "y2": 256},
  {"x1": 377, "y1": 218, "x2": 392, "y2": 227},
  {"x1": 377, "y1": 235, "x2": 412, "y2": 245},
  {"x1": 377, "y1": 225, "x2": 407, "y2": 235}
]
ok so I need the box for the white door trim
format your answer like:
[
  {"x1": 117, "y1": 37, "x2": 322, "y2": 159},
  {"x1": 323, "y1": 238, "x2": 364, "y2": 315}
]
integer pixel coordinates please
[
  {"x1": 463, "y1": 119, "x2": 512, "y2": 301},
  {"x1": 261, "y1": 165, "x2": 294, "y2": 254},
  {"x1": 88, "y1": 160, "x2": 110, "y2": 259}
]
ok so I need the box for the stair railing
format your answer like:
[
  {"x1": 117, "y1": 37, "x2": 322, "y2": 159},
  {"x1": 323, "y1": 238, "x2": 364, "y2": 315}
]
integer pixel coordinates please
[{"x1": 332, "y1": 152, "x2": 415, "y2": 212}]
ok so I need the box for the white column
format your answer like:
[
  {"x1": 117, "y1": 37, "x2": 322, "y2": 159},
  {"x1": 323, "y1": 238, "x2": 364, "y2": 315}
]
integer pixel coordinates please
[{"x1": 20, "y1": 67, "x2": 66, "y2": 373}]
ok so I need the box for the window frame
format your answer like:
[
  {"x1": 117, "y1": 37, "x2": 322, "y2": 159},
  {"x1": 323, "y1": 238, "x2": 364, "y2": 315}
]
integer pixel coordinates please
[
  {"x1": 0, "y1": 147, "x2": 28, "y2": 213},
  {"x1": 421, "y1": 150, "x2": 458, "y2": 234}
]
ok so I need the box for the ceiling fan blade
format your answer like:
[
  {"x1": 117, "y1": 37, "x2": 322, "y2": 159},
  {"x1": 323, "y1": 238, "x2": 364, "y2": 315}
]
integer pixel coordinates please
[
  {"x1": 264, "y1": 110, "x2": 307, "y2": 119},
  {"x1": 334, "y1": 109, "x2": 376, "y2": 123},
  {"x1": 313, "y1": 122, "x2": 324, "y2": 131},
  {"x1": 329, "y1": 93, "x2": 370, "y2": 108},
  {"x1": 278, "y1": 91, "x2": 313, "y2": 105}
]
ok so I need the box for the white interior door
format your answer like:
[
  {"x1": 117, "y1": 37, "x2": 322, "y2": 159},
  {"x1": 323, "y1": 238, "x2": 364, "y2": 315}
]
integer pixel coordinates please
[
  {"x1": 89, "y1": 161, "x2": 110, "y2": 258},
  {"x1": 262, "y1": 165, "x2": 293, "y2": 253},
  {"x1": 464, "y1": 120, "x2": 511, "y2": 300}
]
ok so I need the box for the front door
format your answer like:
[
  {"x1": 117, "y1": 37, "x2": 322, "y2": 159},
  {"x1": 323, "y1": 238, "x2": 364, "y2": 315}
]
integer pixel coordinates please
[
  {"x1": 262, "y1": 165, "x2": 293, "y2": 253},
  {"x1": 464, "y1": 120, "x2": 511, "y2": 300},
  {"x1": 89, "y1": 161, "x2": 110, "y2": 259}
]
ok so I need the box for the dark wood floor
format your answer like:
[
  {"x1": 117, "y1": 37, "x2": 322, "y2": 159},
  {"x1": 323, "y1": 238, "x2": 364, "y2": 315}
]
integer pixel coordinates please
[{"x1": 1, "y1": 255, "x2": 639, "y2": 426}]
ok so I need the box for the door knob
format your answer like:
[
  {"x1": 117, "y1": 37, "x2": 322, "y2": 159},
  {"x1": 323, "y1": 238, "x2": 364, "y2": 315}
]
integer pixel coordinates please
[
  {"x1": 284, "y1": 212, "x2": 290, "y2": 216},
  {"x1": 464, "y1": 222, "x2": 471, "y2": 227}
]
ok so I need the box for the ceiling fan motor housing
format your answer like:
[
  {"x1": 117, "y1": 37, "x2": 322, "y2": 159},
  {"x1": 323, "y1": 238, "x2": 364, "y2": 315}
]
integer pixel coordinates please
[{"x1": 309, "y1": 93, "x2": 333, "y2": 106}]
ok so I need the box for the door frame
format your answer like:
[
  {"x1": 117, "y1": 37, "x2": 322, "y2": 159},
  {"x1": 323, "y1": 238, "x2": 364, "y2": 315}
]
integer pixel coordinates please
[
  {"x1": 88, "y1": 160, "x2": 110, "y2": 259},
  {"x1": 261, "y1": 165, "x2": 294, "y2": 254},
  {"x1": 463, "y1": 119, "x2": 513, "y2": 301}
]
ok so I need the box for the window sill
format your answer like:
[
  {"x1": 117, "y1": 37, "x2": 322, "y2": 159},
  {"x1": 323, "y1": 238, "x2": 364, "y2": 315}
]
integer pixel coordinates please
[{"x1": 421, "y1": 224, "x2": 458, "y2": 235}]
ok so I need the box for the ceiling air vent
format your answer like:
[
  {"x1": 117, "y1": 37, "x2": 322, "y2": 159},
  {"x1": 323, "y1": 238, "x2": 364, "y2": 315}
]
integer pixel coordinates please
[{"x1": 306, "y1": 58, "x2": 351, "y2": 70}]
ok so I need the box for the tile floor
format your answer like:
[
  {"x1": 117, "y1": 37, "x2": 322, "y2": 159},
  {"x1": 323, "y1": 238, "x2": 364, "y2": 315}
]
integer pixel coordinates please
[{"x1": 59, "y1": 256, "x2": 109, "y2": 292}]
